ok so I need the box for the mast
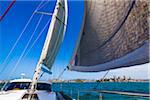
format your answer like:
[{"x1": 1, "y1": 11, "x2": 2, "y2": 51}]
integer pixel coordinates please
[{"x1": 28, "y1": 0, "x2": 67, "y2": 99}]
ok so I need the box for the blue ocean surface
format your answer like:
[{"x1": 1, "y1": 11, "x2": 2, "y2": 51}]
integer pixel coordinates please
[
  {"x1": 52, "y1": 82, "x2": 150, "y2": 100},
  {"x1": 0, "y1": 82, "x2": 149, "y2": 100}
]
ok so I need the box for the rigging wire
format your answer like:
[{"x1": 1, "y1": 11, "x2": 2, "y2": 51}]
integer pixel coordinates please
[
  {"x1": 57, "y1": 66, "x2": 69, "y2": 80},
  {"x1": 5, "y1": 15, "x2": 44, "y2": 78},
  {"x1": 21, "y1": 19, "x2": 51, "y2": 62},
  {"x1": 7, "y1": 0, "x2": 52, "y2": 79},
  {"x1": 37, "y1": 0, "x2": 50, "y2": 11},
  {"x1": 55, "y1": 37, "x2": 72, "y2": 80},
  {"x1": 0, "y1": 0, "x2": 45, "y2": 75},
  {"x1": 93, "y1": 70, "x2": 110, "y2": 90},
  {"x1": 8, "y1": 18, "x2": 51, "y2": 79}
]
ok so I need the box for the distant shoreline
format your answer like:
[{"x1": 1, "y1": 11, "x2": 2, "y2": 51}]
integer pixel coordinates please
[
  {"x1": 51, "y1": 78, "x2": 150, "y2": 83},
  {"x1": 52, "y1": 81, "x2": 150, "y2": 83},
  {"x1": 0, "y1": 79, "x2": 150, "y2": 83}
]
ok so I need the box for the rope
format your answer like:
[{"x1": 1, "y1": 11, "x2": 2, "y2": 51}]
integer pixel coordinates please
[
  {"x1": 0, "y1": 0, "x2": 45, "y2": 75},
  {"x1": 93, "y1": 70, "x2": 110, "y2": 90},
  {"x1": 0, "y1": 0, "x2": 16, "y2": 21}
]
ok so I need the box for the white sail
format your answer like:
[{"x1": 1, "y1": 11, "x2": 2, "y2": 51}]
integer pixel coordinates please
[
  {"x1": 29, "y1": 0, "x2": 68, "y2": 96},
  {"x1": 41, "y1": 0, "x2": 68, "y2": 70},
  {"x1": 69, "y1": 0, "x2": 149, "y2": 72}
]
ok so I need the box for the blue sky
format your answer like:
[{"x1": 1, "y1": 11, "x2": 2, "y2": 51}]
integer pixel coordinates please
[{"x1": 0, "y1": 0, "x2": 149, "y2": 80}]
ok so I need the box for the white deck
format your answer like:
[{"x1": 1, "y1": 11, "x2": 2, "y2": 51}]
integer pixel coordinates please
[
  {"x1": 0, "y1": 79, "x2": 57, "y2": 100},
  {"x1": 0, "y1": 90, "x2": 57, "y2": 100}
]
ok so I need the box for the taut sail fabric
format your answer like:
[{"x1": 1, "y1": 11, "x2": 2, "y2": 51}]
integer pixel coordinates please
[
  {"x1": 69, "y1": 0, "x2": 149, "y2": 72},
  {"x1": 41, "y1": 0, "x2": 68, "y2": 70}
]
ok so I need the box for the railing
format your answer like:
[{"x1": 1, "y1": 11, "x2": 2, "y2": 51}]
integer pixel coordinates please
[
  {"x1": 77, "y1": 90, "x2": 150, "y2": 100},
  {"x1": 53, "y1": 83, "x2": 150, "y2": 100}
]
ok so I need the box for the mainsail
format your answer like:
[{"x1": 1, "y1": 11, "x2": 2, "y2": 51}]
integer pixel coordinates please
[
  {"x1": 69, "y1": 0, "x2": 149, "y2": 72},
  {"x1": 41, "y1": 0, "x2": 68, "y2": 70},
  {"x1": 29, "y1": 0, "x2": 68, "y2": 95}
]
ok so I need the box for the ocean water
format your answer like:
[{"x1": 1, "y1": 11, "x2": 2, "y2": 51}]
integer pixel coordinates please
[
  {"x1": 0, "y1": 82, "x2": 149, "y2": 100},
  {"x1": 52, "y1": 82, "x2": 150, "y2": 100}
]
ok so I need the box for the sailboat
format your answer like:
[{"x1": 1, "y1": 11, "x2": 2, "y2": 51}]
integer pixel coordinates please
[
  {"x1": 0, "y1": 0, "x2": 69, "y2": 99},
  {"x1": 0, "y1": 0, "x2": 149, "y2": 99}
]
